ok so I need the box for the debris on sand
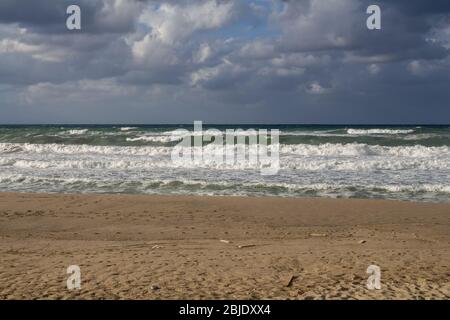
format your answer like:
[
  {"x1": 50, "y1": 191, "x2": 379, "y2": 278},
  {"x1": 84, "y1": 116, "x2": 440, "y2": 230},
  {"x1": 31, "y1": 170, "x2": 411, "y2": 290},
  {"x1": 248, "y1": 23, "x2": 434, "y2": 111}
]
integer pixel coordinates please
[
  {"x1": 150, "y1": 284, "x2": 160, "y2": 290},
  {"x1": 237, "y1": 244, "x2": 256, "y2": 249},
  {"x1": 282, "y1": 273, "x2": 298, "y2": 287},
  {"x1": 358, "y1": 240, "x2": 367, "y2": 244},
  {"x1": 310, "y1": 233, "x2": 327, "y2": 237},
  {"x1": 220, "y1": 239, "x2": 231, "y2": 244}
]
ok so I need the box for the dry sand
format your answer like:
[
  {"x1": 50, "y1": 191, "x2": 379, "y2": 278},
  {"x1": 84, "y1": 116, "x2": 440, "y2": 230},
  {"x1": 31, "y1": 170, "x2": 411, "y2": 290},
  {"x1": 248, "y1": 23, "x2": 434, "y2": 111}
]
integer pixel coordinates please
[{"x1": 0, "y1": 192, "x2": 449, "y2": 300}]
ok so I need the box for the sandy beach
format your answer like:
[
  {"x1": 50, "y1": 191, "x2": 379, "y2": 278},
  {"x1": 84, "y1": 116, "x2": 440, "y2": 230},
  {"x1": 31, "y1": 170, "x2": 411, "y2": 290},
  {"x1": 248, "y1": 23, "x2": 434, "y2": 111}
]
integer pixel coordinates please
[{"x1": 0, "y1": 192, "x2": 449, "y2": 300}]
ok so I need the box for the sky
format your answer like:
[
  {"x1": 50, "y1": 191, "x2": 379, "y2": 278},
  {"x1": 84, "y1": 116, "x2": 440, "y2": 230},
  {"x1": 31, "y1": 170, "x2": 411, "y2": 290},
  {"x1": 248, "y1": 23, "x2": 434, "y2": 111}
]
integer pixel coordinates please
[{"x1": 0, "y1": 0, "x2": 449, "y2": 124}]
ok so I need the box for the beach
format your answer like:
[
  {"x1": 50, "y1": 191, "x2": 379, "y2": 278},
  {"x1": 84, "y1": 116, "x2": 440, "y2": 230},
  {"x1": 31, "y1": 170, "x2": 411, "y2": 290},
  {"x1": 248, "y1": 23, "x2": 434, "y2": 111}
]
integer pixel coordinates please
[{"x1": 0, "y1": 192, "x2": 449, "y2": 300}]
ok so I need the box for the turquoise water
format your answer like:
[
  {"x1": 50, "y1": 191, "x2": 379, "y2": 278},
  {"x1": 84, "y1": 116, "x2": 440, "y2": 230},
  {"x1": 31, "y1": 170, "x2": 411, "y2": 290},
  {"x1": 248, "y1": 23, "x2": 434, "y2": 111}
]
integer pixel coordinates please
[{"x1": 0, "y1": 125, "x2": 449, "y2": 202}]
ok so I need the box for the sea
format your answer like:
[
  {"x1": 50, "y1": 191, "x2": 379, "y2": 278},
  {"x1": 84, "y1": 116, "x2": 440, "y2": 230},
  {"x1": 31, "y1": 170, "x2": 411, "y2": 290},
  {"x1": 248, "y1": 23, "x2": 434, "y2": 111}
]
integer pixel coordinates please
[{"x1": 0, "y1": 125, "x2": 449, "y2": 202}]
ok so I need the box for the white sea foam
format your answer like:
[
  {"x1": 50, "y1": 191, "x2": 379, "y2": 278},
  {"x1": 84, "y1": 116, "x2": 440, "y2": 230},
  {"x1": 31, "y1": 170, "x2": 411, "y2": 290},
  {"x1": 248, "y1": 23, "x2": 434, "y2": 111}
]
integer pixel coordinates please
[
  {"x1": 1, "y1": 142, "x2": 449, "y2": 158},
  {"x1": 0, "y1": 138, "x2": 449, "y2": 201},
  {"x1": 279, "y1": 143, "x2": 450, "y2": 157},
  {"x1": 64, "y1": 129, "x2": 89, "y2": 135},
  {"x1": 3, "y1": 154, "x2": 446, "y2": 171},
  {"x1": 347, "y1": 128, "x2": 414, "y2": 135},
  {"x1": 123, "y1": 128, "x2": 407, "y2": 141},
  {"x1": 0, "y1": 142, "x2": 172, "y2": 156},
  {"x1": 1, "y1": 142, "x2": 449, "y2": 172},
  {"x1": 158, "y1": 128, "x2": 416, "y2": 137},
  {"x1": 120, "y1": 127, "x2": 138, "y2": 131},
  {"x1": 1, "y1": 173, "x2": 449, "y2": 197},
  {"x1": 126, "y1": 135, "x2": 182, "y2": 143},
  {"x1": 21, "y1": 157, "x2": 450, "y2": 171}
]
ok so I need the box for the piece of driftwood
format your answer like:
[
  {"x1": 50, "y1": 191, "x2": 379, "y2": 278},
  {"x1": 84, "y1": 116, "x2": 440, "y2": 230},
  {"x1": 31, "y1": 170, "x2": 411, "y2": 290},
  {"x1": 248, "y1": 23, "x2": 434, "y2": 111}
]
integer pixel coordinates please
[
  {"x1": 310, "y1": 233, "x2": 327, "y2": 237},
  {"x1": 282, "y1": 273, "x2": 298, "y2": 287},
  {"x1": 237, "y1": 244, "x2": 256, "y2": 249}
]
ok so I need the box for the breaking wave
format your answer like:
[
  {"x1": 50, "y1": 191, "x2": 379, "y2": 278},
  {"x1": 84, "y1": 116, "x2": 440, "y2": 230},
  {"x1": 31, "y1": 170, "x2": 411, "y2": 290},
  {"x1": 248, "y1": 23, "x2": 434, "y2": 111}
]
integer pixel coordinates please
[{"x1": 347, "y1": 128, "x2": 415, "y2": 135}]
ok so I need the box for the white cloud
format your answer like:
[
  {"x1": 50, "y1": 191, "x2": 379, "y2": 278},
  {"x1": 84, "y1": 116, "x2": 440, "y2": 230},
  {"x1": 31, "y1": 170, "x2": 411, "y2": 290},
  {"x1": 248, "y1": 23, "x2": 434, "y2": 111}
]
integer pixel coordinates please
[
  {"x1": 258, "y1": 66, "x2": 305, "y2": 77},
  {"x1": 132, "y1": 1, "x2": 235, "y2": 66},
  {"x1": 367, "y1": 63, "x2": 380, "y2": 75},
  {"x1": 21, "y1": 78, "x2": 135, "y2": 104},
  {"x1": 344, "y1": 52, "x2": 397, "y2": 64},
  {"x1": 271, "y1": 53, "x2": 331, "y2": 68},
  {"x1": 96, "y1": 0, "x2": 143, "y2": 32},
  {"x1": 406, "y1": 60, "x2": 438, "y2": 76},
  {"x1": 306, "y1": 81, "x2": 331, "y2": 94},
  {"x1": 239, "y1": 40, "x2": 276, "y2": 59},
  {"x1": 190, "y1": 59, "x2": 246, "y2": 87},
  {"x1": 138, "y1": 1, "x2": 235, "y2": 45},
  {"x1": 0, "y1": 38, "x2": 65, "y2": 62},
  {"x1": 0, "y1": 38, "x2": 40, "y2": 54},
  {"x1": 131, "y1": 34, "x2": 179, "y2": 65},
  {"x1": 0, "y1": 22, "x2": 74, "y2": 63},
  {"x1": 194, "y1": 43, "x2": 212, "y2": 64}
]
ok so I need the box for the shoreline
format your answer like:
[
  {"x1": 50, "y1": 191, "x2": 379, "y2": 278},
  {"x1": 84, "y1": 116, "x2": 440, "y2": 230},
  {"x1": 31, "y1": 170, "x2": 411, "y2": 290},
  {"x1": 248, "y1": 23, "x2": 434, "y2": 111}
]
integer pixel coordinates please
[
  {"x1": 1, "y1": 190, "x2": 448, "y2": 204},
  {"x1": 0, "y1": 192, "x2": 449, "y2": 299}
]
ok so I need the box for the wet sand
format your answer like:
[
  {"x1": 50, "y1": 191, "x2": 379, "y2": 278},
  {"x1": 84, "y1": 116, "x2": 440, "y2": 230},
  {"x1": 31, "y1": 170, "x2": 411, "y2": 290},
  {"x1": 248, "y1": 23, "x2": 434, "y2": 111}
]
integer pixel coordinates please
[{"x1": 0, "y1": 192, "x2": 449, "y2": 300}]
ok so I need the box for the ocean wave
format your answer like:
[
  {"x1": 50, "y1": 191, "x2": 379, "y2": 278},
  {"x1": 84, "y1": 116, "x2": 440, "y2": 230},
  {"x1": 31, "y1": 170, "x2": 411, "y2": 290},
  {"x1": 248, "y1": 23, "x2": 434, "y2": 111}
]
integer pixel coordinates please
[
  {"x1": 0, "y1": 142, "x2": 172, "y2": 156},
  {"x1": 279, "y1": 143, "x2": 450, "y2": 157},
  {"x1": 232, "y1": 182, "x2": 450, "y2": 195},
  {"x1": 64, "y1": 129, "x2": 89, "y2": 135},
  {"x1": 4, "y1": 156, "x2": 448, "y2": 172},
  {"x1": 347, "y1": 128, "x2": 415, "y2": 135},
  {"x1": 1, "y1": 126, "x2": 448, "y2": 201},
  {"x1": 120, "y1": 127, "x2": 138, "y2": 131},
  {"x1": 282, "y1": 158, "x2": 449, "y2": 171},
  {"x1": 1, "y1": 142, "x2": 449, "y2": 158},
  {"x1": 1, "y1": 143, "x2": 449, "y2": 172},
  {"x1": 3, "y1": 128, "x2": 447, "y2": 148},
  {"x1": 126, "y1": 135, "x2": 181, "y2": 143},
  {"x1": 1, "y1": 174, "x2": 449, "y2": 197}
]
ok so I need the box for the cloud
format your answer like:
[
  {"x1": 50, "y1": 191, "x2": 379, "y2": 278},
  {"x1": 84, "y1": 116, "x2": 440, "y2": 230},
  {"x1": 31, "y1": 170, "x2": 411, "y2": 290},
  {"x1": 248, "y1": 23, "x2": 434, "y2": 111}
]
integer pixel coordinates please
[
  {"x1": 190, "y1": 58, "x2": 249, "y2": 89},
  {"x1": 0, "y1": 0, "x2": 449, "y2": 123},
  {"x1": 305, "y1": 81, "x2": 331, "y2": 94},
  {"x1": 367, "y1": 63, "x2": 380, "y2": 75},
  {"x1": 138, "y1": 1, "x2": 235, "y2": 44},
  {"x1": 274, "y1": 0, "x2": 361, "y2": 51},
  {"x1": 193, "y1": 43, "x2": 213, "y2": 63},
  {"x1": 0, "y1": 0, "x2": 143, "y2": 34},
  {"x1": 0, "y1": 38, "x2": 67, "y2": 62}
]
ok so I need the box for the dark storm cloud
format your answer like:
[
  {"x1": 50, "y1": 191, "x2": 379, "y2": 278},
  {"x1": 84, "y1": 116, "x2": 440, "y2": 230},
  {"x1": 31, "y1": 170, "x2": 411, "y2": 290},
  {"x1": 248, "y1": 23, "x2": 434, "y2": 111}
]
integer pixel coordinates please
[
  {"x1": 0, "y1": 0, "x2": 68, "y2": 27},
  {"x1": 0, "y1": 0, "x2": 449, "y2": 124},
  {"x1": 0, "y1": 0, "x2": 142, "y2": 34},
  {"x1": 354, "y1": 0, "x2": 450, "y2": 60},
  {"x1": 275, "y1": 0, "x2": 450, "y2": 61}
]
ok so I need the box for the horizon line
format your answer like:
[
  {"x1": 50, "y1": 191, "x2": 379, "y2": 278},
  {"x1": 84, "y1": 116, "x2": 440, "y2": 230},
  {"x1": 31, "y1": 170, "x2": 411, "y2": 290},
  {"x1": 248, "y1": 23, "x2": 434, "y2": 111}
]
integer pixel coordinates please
[{"x1": 0, "y1": 123, "x2": 449, "y2": 126}]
